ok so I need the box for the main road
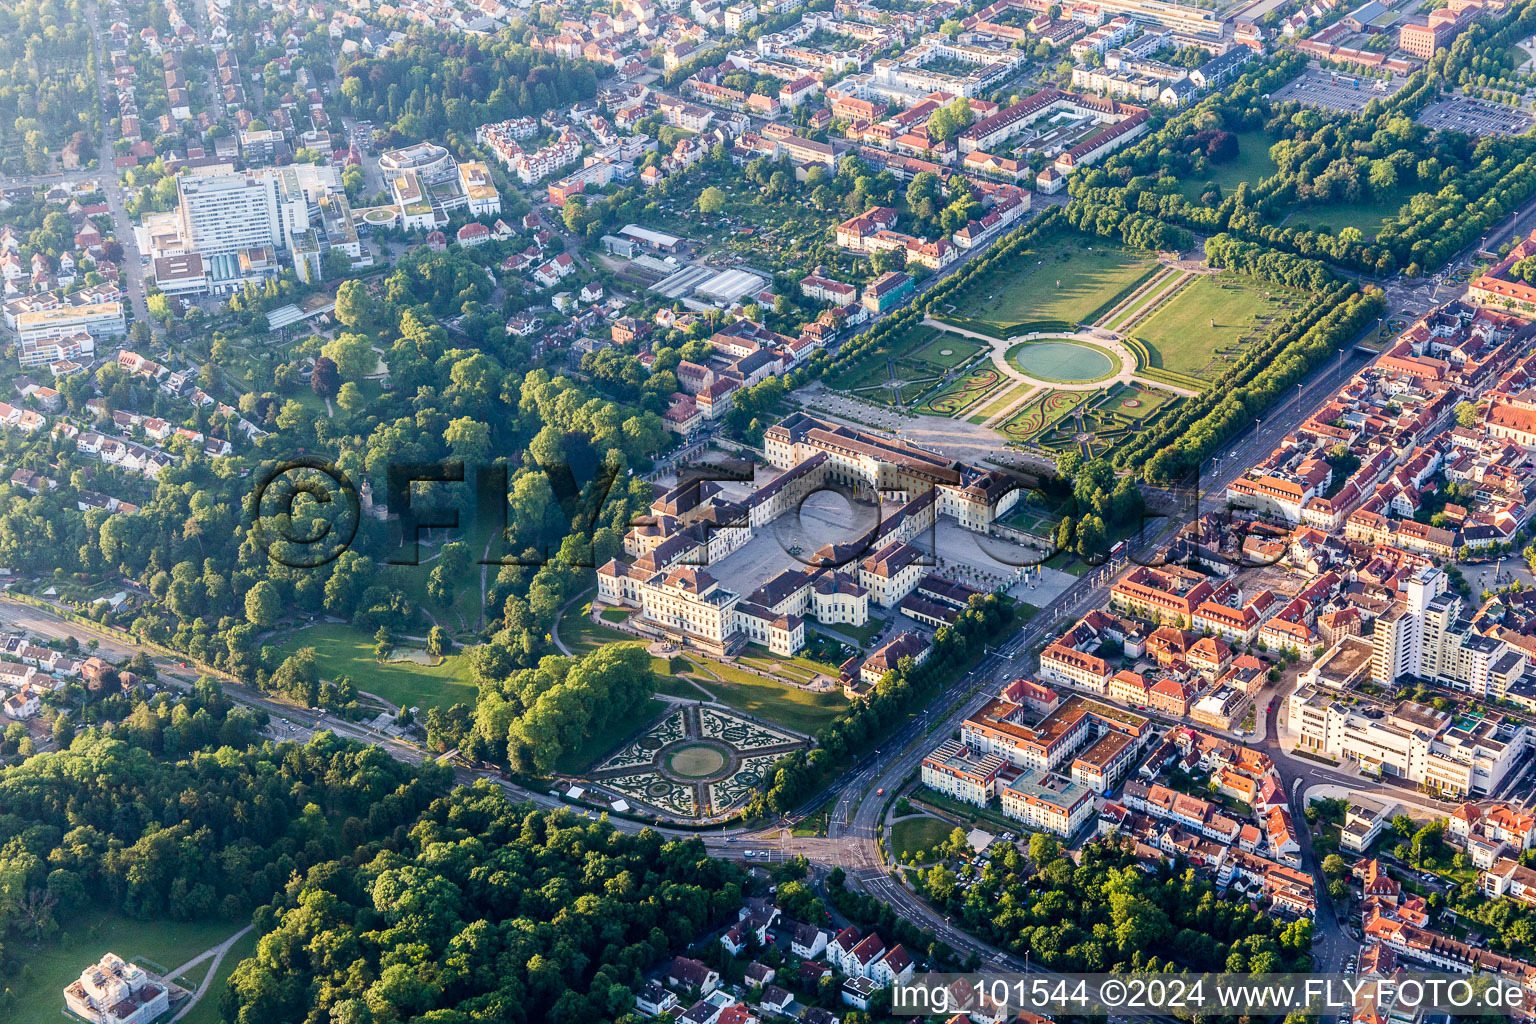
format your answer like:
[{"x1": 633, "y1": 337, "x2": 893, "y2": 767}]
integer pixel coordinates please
[{"x1": 0, "y1": 293, "x2": 1387, "y2": 978}]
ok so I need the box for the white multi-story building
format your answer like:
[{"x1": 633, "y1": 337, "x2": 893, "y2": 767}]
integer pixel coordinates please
[
  {"x1": 64, "y1": 954, "x2": 169, "y2": 1024},
  {"x1": 457, "y1": 161, "x2": 502, "y2": 217},
  {"x1": 1289, "y1": 686, "x2": 1527, "y2": 797},
  {"x1": 177, "y1": 173, "x2": 283, "y2": 256},
  {"x1": 16, "y1": 303, "x2": 124, "y2": 347}
]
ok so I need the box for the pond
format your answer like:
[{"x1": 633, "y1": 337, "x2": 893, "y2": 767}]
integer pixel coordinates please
[{"x1": 1010, "y1": 340, "x2": 1118, "y2": 382}]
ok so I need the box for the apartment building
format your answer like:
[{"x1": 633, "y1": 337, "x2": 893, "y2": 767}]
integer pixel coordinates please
[
  {"x1": 15, "y1": 302, "x2": 125, "y2": 347},
  {"x1": 1288, "y1": 686, "x2": 1527, "y2": 796},
  {"x1": 1109, "y1": 564, "x2": 1215, "y2": 626},
  {"x1": 962, "y1": 692, "x2": 1150, "y2": 775},
  {"x1": 921, "y1": 740, "x2": 1008, "y2": 805},
  {"x1": 1000, "y1": 769, "x2": 1095, "y2": 836}
]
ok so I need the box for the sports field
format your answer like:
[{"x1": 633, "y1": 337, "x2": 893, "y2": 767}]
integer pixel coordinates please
[
  {"x1": 1132, "y1": 275, "x2": 1297, "y2": 380},
  {"x1": 936, "y1": 231, "x2": 1156, "y2": 336}
]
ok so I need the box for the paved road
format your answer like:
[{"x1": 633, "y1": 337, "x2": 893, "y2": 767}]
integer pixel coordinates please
[{"x1": 86, "y1": 3, "x2": 152, "y2": 329}]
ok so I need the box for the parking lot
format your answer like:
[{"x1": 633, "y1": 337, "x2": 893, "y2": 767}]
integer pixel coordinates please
[
  {"x1": 1271, "y1": 67, "x2": 1407, "y2": 112},
  {"x1": 1415, "y1": 96, "x2": 1536, "y2": 137}
]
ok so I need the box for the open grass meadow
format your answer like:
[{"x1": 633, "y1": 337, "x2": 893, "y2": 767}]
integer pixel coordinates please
[
  {"x1": 4, "y1": 915, "x2": 243, "y2": 1024},
  {"x1": 1280, "y1": 183, "x2": 1418, "y2": 238},
  {"x1": 936, "y1": 230, "x2": 1156, "y2": 335},
  {"x1": 176, "y1": 930, "x2": 259, "y2": 1024},
  {"x1": 1179, "y1": 129, "x2": 1281, "y2": 202},
  {"x1": 1131, "y1": 274, "x2": 1302, "y2": 381},
  {"x1": 890, "y1": 815, "x2": 958, "y2": 861},
  {"x1": 273, "y1": 621, "x2": 478, "y2": 712}
]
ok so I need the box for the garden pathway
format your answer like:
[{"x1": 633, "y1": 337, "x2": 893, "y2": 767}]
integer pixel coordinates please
[
  {"x1": 166, "y1": 925, "x2": 254, "y2": 1023},
  {"x1": 921, "y1": 317, "x2": 1200, "y2": 398}
]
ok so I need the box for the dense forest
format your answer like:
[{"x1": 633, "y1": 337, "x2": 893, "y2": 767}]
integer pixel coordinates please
[
  {"x1": 336, "y1": 33, "x2": 599, "y2": 144},
  {"x1": 919, "y1": 833, "x2": 1315, "y2": 975},
  {"x1": 0, "y1": 0, "x2": 97, "y2": 166},
  {"x1": 223, "y1": 789, "x2": 746, "y2": 1024},
  {"x1": 0, "y1": 712, "x2": 449, "y2": 1012}
]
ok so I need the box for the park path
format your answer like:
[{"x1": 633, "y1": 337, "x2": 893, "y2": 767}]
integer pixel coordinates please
[
  {"x1": 923, "y1": 316, "x2": 1199, "y2": 397},
  {"x1": 167, "y1": 924, "x2": 254, "y2": 1023},
  {"x1": 550, "y1": 588, "x2": 595, "y2": 656},
  {"x1": 979, "y1": 384, "x2": 1040, "y2": 430}
]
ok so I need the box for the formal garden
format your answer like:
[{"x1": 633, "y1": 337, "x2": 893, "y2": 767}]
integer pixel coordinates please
[
  {"x1": 584, "y1": 704, "x2": 808, "y2": 820},
  {"x1": 930, "y1": 229, "x2": 1158, "y2": 336}
]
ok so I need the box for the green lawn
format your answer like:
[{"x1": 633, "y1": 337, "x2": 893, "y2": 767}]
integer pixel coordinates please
[
  {"x1": 891, "y1": 815, "x2": 958, "y2": 861},
  {"x1": 740, "y1": 644, "x2": 842, "y2": 682},
  {"x1": 813, "y1": 614, "x2": 886, "y2": 645},
  {"x1": 3, "y1": 915, "x2": 243, "y2": 1023},
  {"x1": 905, "y1": 334, "x2": 984, "y2": 370},
  {"x1": 684, "y1": 660, "x2": 848, "y2": 735},
  {"x1": 830, "y1": 322, "x2": 968, "y2": 394},
  {"x1": 971, "y1": 381, "x2": 1034, "y2": 422},
  {"x1": 938, "y1": 230, "x2": 1156, "y2": 334},
  {"x1": 1180, "y1": 129, "x2": 1280, "y2": 201},
  {"x1": 177, "y1": 930, "x2": 259, "y2": 1024},
  {"x1": 1281, "y1": 184, "x2": 1420, "y2": 238},
  {"x1": 273, "y1": 622, "x2": 477, "y2": 712},
  {"x1": 1132, "y1": 275, "x2": 1298, "y2": 380},
  {"x1": 557, "y1": 600, "x2": 633, "y2": 655},
  {"x1": 599, "y1": 606, "x2": 630, "y2": 624}
]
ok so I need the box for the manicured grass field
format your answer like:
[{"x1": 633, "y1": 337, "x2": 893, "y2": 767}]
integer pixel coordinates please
[
  {"x1": 273, "y1": 622, "x2": 477, "y2": 711},
  {"x1": 938, "y1": 231, "x2": 1156, "y2": 334},
  {"x1": 1132, "y1": 275, "x2": 1295, "y2": 380},
  {"x1": 177, "y1": 930, "x2": 259, "y2": 1024},
  {"x1": 970, "y1": 381, "x2": 1034, "y2": 422},
  {"x1": 687, "y1": 659, "x2": 848, "y2": 734},
  {"x1": 599, "y1": 606, "x2": 630, "y2": 624},
  {"x1": 1179, "y1": 129, "x2": 1280, "y2": 202},
  {"x1": 557, "y1": 600, "x2": 633, "y2": 654},
  {"x1": 5, "y1": 915, "x2": 242, "y2": 1024},
  {"x1": 891, "y1": 815, "x2": 958, "y2": 861},
  {"x1": 828, "y1": 322, "x2": 947, "y2": 391},
  {"x1": 813, "y1": 614, "x2": 886, "y2": 645},
  {"x1": 905, "y1": 334, "x2": 983, "y2": 369}
]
